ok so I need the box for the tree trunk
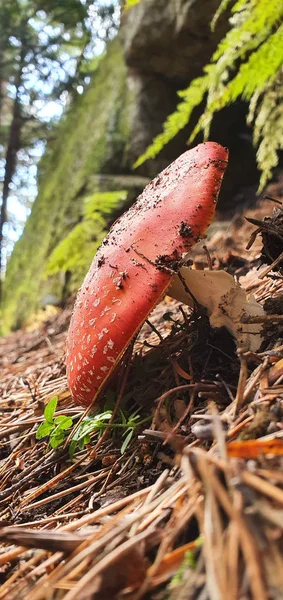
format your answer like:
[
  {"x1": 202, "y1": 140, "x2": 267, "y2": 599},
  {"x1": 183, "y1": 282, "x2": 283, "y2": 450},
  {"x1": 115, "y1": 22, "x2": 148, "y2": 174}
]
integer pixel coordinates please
[
  {"x1": 0, "y1": 44, "x2": 25, "y2": 299},
  {"x1": 0, "y1": 51, "x2": 3, "y2": 130}
]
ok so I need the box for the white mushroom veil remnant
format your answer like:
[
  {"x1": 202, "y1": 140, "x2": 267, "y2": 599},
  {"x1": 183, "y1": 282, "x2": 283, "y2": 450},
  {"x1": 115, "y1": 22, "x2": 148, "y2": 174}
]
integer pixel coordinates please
[{"x1": 169, "y1": 268, "x2": 264, "y2": 352}]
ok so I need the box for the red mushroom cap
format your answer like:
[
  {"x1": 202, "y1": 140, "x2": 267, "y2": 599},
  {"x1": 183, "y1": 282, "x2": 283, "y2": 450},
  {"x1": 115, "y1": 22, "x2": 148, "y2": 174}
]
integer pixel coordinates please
[{"x1": 66, "y1": 142, "x2": 228, "y2": 406}]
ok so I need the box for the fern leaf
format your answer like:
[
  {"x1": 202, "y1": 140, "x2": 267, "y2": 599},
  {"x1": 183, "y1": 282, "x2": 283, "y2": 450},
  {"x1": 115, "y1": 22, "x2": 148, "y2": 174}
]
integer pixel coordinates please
[
  {"x1": 134, "y1": 76, "x2": 209, "y2": 167},
  {"x1": 254, "y1": 71, "x2": 283, "y2": 190},
  {"x1": 211, "y1": 0, "x2": 234, "y2": 31},
  {"x1": 222, "y1": 25, "x2": 283, "y2": 103}
]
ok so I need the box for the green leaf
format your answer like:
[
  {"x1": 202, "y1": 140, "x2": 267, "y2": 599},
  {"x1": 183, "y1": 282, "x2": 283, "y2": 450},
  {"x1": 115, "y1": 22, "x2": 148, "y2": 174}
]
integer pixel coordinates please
[
  {"x1": 78, "y1": 438, "x2": 85, "y2": 450},
  {"x1": 119, "y1": 409, "x2": 127, "y2": 425},
  {"x1": 54, "y1": 415, "x2": 73, "y2": 430},
  {"x1": 95, "y1": 411, "x2": 113, "y2": 423},
  {"x1": 44, "y1": 396, "x2": 58, "y2": 424},
  {"x1": 36, "y1": 421, "x2": 55, "y2": 440},
  {"x1": 121, "y1": 429, "x2": 133, "y2": 454},
  {"x1": 50, "y1": 431, "x2": 65, "y2": 448},
  {"x1": 72, "y1": 411, "x2": 112, "y2": 442}
]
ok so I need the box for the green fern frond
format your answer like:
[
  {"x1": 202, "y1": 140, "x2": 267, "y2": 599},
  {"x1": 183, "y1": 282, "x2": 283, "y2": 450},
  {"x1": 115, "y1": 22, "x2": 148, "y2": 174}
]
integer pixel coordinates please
[
  {"x1": 46, "y1": 219, "x2": 103, "y2": 277},
  {"x1": 223, "y1": 26, "x2": 283, "y2": 102},
  {"x1": 134, "y1": 75, "x2": 209, "y2": 167},
  {"x1": 211, "y1": 0, "x2": 234, "y2": 30},
  {"x1": 192, "y1": 25, "x2": 283, "y2": 141},
  {"x1": 46, "y1": 191, "x2": 127, "y2": 282},
  {"x1": 136, "y1": 0, "x2": 283, "y2": 189},
  {"x1": 253, "y1": 71, "x2": 283, "y2": 190},
  {"x1": 216, "y1": 0, "x2": 282, "y2": 57}
]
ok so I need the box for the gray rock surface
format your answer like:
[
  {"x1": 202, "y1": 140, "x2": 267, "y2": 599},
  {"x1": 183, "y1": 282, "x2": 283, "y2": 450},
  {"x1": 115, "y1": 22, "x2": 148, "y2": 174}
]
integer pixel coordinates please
[{"x1": 122, "y1": 0, "x2": 227, "y2": 82}]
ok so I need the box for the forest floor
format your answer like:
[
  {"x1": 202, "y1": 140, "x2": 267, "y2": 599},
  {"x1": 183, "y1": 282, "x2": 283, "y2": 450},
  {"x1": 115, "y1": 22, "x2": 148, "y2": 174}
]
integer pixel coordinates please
[{"x1": 0, "y1": 195, "x2": 283, "y2": 600}]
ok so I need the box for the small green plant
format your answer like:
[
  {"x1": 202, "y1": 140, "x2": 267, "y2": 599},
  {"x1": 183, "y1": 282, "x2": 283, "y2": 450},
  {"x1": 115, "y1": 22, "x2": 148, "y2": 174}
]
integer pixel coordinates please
[
  {"x1": 69, "y1": 408, "x2": 149, "y2": 457},
  {"x1": 36, "y1": 398, "x2": 151, "y2": 456},
  {"x1": 36, "y1": 396, "x2": 73, "y2": 448},
  {"x1": 69, "y1": 411, "x2": 113, "y2": 458}
]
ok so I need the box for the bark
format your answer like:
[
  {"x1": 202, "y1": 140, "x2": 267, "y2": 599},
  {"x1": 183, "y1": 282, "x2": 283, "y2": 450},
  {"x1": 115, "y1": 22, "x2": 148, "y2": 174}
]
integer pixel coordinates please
[
  {"x1": 0, "y1": 51, "x2": 3, "y2": 129},
  {"x1": 0, "y1": 42, "x2": 25, "y2": 299}
]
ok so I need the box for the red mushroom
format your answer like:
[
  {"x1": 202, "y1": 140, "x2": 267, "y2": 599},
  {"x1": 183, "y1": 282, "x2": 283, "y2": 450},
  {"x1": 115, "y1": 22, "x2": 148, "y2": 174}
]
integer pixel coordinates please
[{"x1": 66, "y1": 142, "x2": 228, "y2": 406}]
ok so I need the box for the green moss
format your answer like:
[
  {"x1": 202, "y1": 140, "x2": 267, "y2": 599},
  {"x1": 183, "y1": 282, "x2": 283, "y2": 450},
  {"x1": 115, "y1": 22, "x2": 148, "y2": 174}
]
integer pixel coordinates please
[{"x1": 2, "y1": 35, "x2": 135, "y2": 334}]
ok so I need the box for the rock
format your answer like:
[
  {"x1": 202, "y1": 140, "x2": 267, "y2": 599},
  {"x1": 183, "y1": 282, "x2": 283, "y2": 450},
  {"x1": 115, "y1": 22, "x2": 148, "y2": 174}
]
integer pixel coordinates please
[{"x1": 122, "y1": 0, "x2": 227, "y2": 83}]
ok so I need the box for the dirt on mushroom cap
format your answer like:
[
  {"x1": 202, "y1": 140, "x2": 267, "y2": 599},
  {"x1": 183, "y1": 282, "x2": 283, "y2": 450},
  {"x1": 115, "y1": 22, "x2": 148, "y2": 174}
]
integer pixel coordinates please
[{"x1": 66, "y1": 142, "x2": 228, "y2": 406}]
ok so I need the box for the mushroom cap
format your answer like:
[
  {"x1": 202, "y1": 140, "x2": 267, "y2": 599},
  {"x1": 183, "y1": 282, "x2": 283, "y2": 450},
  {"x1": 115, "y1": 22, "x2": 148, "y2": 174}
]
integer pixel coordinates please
[{"x1": 66, "y1": 142, "x2": 228, "y2": 406}]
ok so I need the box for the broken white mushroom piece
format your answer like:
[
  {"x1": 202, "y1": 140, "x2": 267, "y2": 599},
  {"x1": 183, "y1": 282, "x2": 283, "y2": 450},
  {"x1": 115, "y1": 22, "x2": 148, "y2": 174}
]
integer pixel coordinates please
[{"x1": 168, "y1": 268, "x2": 264, "y2": 352}]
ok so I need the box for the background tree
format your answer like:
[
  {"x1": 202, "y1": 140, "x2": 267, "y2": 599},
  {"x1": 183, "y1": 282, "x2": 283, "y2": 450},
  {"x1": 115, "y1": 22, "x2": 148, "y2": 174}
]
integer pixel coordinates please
[{"x1": 0, "y1": 0, "x2": 118, "y2": 295}]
